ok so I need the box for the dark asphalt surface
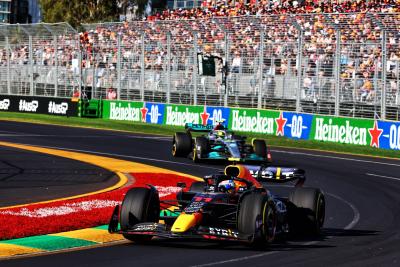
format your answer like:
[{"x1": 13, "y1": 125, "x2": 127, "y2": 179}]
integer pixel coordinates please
[
  {"x1": 0, "y1": 120, "x2": 400, "y2": 266},
  {"x1": 0, "y1": 143, "x2": 117, "y2": 207}
]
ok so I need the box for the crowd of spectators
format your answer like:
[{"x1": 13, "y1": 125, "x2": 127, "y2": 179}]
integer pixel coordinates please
[{"x1": 150, "y1": 0, "x2": 400, "y2": 20}]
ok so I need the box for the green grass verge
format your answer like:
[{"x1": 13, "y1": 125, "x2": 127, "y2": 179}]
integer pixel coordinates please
[{"x1": 1, "y1": 112, "x2": 399, "y2": 159}]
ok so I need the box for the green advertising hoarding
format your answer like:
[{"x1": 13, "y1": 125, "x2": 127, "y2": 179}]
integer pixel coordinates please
[
  {"x1": 103, "y1": 100, "x2": 145, "y2": 122},
  {"x1": 228, "y1": 108, "x2": 281, "y2": 134},
  {"x1": 310, "y1": 115, "x2": 375, "y2": 146},
  {"x1": 163, "y1": 104, "x2": 205, "y2": 126}
]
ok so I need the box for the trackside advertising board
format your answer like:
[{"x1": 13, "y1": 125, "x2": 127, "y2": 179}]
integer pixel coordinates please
[
  {"x1": 379, "y1": 120, "x2": 400, "y2": 151},
  {"x1": 103, "y1": 100, "x2": 144, "y2": 122},
  {"x1": 310, "y1": 116, "x2": 373, "y2": 146},
  {"x1": 308, "y1": 116, "x2": 400, "y2": 150},
  {"x1": 143, "y1": 102, "x2": 165, "y2": 124},
  {"x1": 0, "y1": 95, "x2": 78, "y2": 117},
  {"x1": 282, "y1": 112, "x2": 314, "y2": 140},
  {"x1": 163, "y1": 104, "x2": 230, "y2": 127},
  {"x1": 100, "y1": 100, "x2": 400, "y2": 151}
]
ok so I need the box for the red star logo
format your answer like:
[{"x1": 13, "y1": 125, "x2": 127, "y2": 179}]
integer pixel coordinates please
[
  {"x1": 140, "y1": 106, "x2": 148, "y2": 122},
  {"x1": 200, "y1": 107, "x2": 210, "y2": 126},
  {"x1": 275, "y1": 113, "x2": 287, "y2": 136},
  {"x1": 368, "y1": 120, "x2": 383, "y2": 148}
]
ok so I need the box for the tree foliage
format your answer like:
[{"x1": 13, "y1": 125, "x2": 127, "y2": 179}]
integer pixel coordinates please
[{"x1": 39, "y1": 0, "x2": 136, "y2": 28}]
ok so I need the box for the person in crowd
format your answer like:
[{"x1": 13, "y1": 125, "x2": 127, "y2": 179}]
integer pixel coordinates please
[{"x1": 107, "y1": 87, "x2": 117, "y2": 100}]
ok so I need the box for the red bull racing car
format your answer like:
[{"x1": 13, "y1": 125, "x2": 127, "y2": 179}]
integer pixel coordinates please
[
  {"x1": 108, "y1": 164, "x2": 325, "y2": 245},
  {"x1": 172, "y1": 123, "x2": 272, "y2": 164}
]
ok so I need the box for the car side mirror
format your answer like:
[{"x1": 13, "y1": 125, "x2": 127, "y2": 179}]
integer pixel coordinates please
[{"x1": 177, "y1": 182, "x2": 186, "y2": 188}]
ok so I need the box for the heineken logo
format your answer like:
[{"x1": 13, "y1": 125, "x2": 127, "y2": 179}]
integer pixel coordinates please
[
  {"x1": 368, "y1": 121, "x2": 383, "y2": 148},
  {"x1": 231, "y1": 110, "x2": 274, "y2": 134},
  {"x1": 141, "y1": 106, "x2": 148, "y2": 122},
  {"x1": 275, "y1": 113, "x2": 287, "y2": 136},
  {"x1": 200, "y1": 108, "x2": 210, "y2": 126},
  {"x1": 109, "y1": 102, "x2": 140, "y2": 121},
  {"x1": 165, "y1": 106, "x2": 199, "y2": 126},
  {"x1": 314, "y1": 118, "x2": 367, "y2": 145}
]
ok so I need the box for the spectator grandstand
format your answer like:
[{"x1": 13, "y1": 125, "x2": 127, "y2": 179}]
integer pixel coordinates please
[{"x1": 0, "y1": 1, "x2": 399, "y2": 120}]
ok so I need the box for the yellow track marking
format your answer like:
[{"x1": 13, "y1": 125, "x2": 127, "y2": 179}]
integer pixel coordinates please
[
  {"x1": 0, "y1": 244, "x2": 43, "y2": 257},
  {"x1": 0, "y1": 141, "x2": 201, "y2": 178},
  {"x1": 0, "y1": 141, "x2": 201, "y2": 210},
  {"x1": 0, "y1": 141, "x2": 203, "y2": 258},
  {"x1": 51, "y1": 229, "x2": 124, "y2": 244},
  {"x1": 0, "y1": 171, "x2": 127, "y2": 211}
]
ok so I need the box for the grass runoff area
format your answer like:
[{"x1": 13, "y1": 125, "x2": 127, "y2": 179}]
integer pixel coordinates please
[{"x1": 0, "y1": 111, "x2": 399, "y2": 160}]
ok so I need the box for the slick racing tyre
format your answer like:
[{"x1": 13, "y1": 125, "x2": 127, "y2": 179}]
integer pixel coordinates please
[
  {"x1": 193, "y1": 137, "x2": 209, "y2": 162},
  {"x1": 172, "y1": 132, "x2": 192, "y2": 157},
  {"x1": 288, "y1": 187, "x2": 325, "y2": 235},
  {"x1": 189, "y1": 181, "x2": 206, "y2": 192},
  {"x1": 252, "y1": 139, "x2": 267, "y2": 158},
  {"x1": 120, "y1": 187, "x2": 160, "y2": 243},
  {"x1": 238, "y1": 192, "x2": 276, "y2": 245}
]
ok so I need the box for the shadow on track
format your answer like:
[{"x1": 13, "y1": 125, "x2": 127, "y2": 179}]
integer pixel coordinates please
[{"x1": 120, "y1": 228, "x2": 378, "y2": 252}]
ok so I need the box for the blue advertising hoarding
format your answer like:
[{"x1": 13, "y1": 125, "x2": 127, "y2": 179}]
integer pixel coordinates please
[
  {"x1": 144, "y1": 102, "x2": 165, "y2": 124},
  {"x1": 205, "y1": 106, "x2": 230, "y2": 127},
  {"x1": 377, "y1": 120, "x2": 400, "y2": 150},
  {"x1": 283, "y1": 112, "x2": 314, "y2": 140}
]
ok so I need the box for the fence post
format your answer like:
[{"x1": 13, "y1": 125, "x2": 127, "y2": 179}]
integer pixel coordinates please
[
  {"x1": 92, "y1": 46, "x2": 96, "y2": 99},
  {"x1": 296, "y1": 30, "x2": 303, "y2": 113},
  {"x1": 5, "y1": 36, "x2": 10, "y2": 95},
  {"x1": 335, "y1": 30, "x2": 341, "y2": 117},
  {"x1": 141, "y1": 32, "x2": 145, "y2": 102},
  {"x1": 29, "y1": 35, "x2": 34, "y2": 96},
  {"x1": 167, "y1": 32, "x2": 171, "y2": 104},
  {"x1": 381, "y1": 30, "x2": 387, "y2": 120},
  {"x1": 193, "y1": 32, "x2": 198, "y2": 105},
  {"x1": 224, "y1": 32, "x2": 229, "y2": 107},
  {"x1": 78, "y1": 47, "x2": 82, "y2": 99},
  {"x1": 258, "y1": 30, "x2": 264, "y2": 109},
  {"x1": 117, "y1": 33, "x2": 122, "y2": 100},
  {"x1": 54, "y1": 35, "x2": 58, "y2": 97},
  {"x1": 397, "y1": 61, "x2": 400, "y2": 105}
]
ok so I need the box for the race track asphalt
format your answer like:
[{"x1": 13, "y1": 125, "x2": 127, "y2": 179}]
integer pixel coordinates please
[
  {"x1": 0, "y1": 145, "x2": 117, "y2": 207},
  {"x1": 0, "y1": 120, "x2": 399, "y2": 266}
]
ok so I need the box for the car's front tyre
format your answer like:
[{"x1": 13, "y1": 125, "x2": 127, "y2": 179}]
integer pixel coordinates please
[
  {"x1": 238, "y1": 192, "x2": 277, "y2": 245},
  {"x1": 120, "y1": 187, "x2": 160, "y2": 243}
]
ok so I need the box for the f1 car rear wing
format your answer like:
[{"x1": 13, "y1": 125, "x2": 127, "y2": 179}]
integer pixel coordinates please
[
  {"x1": 222, "y1": 164, "x2": 305, "y2": 187},
  {"x1": 244, "y1": 165, "x2": 305, "y2": 186},
  {"x1": 185, "y1": 123, "x2": 214, "y2": 132}
]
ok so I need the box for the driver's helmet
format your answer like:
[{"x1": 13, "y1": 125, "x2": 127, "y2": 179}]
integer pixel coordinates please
[
  {"x1": 216, "y1": 130, "x2": 226, "y2": 138},
  {"x1": 218, "y1": 180, "x2": 236, "y2": 194}
]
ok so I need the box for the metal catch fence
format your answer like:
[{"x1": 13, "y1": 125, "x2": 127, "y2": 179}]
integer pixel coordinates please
[{"x1": 0, "y1": 14, "x2": 399, "y2": 121}]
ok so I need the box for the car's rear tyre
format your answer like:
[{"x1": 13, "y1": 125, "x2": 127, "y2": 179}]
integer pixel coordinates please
[
  {"x1": 252, "y1": 139, "x2": 267, "y2": 158},
  {"x1": 189, "y1": 181, "x2": 206, "y2": 192},
  {"x1": 288, "y1": 187, "x2": 325, "y2": 235},
  {"x1": 172, "y1": 132, "x2": 192, "y2": 157},
  {"x1": 238, "y1": 193, "x2": 276, "y2": 245},
  {"x1": 120, "y1": 187, "x2": 160, "y2": 243},
  {"x1": 193, "y1": 137, "x2": 209, "y2": 162}
]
